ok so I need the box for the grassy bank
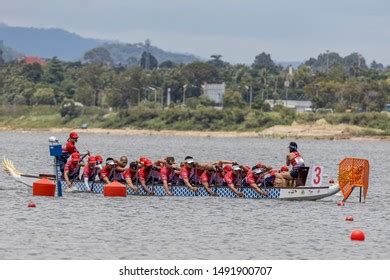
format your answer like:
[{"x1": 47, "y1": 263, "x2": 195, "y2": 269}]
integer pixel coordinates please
[{"x1": 1, "y1": 105, "x2": 390, "y2": 138}]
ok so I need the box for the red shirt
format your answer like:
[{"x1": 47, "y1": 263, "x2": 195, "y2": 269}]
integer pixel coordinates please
[
  {"x1": 200, "y1": 170, "x2": 210, "y2": 183},
  {"x1": 180, "y1": 165, "x2": 192, "y2": 180},
  {"x1": 245, "y1": 171, "x2": 260, "y2": 185},
  {"x1": 62, "y1": 141, "x2": 78, "y2": 154},
  {"x1": 124, "y1": 168, "x2": 137, "y2": 180},
  {"x1": 137, "y1": 167, "x2": 151, "y2": 181},
  {"x1": 100, "y1": 165, "x2": 114, "y2": 180},
  {"x1": 224, "y1": 171, "x2": 238, "y2": 185},
  {"x1": 64, "y1": 161, "x2": 80, "y2": 176},
  {"x1": 83, "y1": 164, "x2": 97, "y2": 181},
  {"x1": 160, "y1": 166, "x2": 171, "y2": 181}
]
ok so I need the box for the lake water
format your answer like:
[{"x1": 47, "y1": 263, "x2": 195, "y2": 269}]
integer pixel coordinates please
[{"x1": 1, "y1": 131, "x2": 389, "y2": 259}]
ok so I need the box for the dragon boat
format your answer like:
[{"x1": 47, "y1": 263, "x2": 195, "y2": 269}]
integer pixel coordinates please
[{"x1": 2, "y1": 137, "x2": 370, "y2": 202}]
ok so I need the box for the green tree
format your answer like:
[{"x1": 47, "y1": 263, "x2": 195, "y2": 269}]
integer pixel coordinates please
[
  {"x1": 252, "y1": 52, "x2": 277, "y2": 73},
  {"x1": 140, "y1": 51, "x2": 158, "y2": 70},
  {"x1": 32, "y1": 87, "x2": 56, "y2": 105},
  {"x1": 84, "y1": 47, "x2": 114, "y2": 65},
  {"x1": 45, "y1": 57, "x2": 64, "y2": 84},
  {"x1": 22, "y1": 63, "x2": 43, "y2": 83},
  {"x1": 223, "y1": 90, "x2": 246, "y2": 108}
]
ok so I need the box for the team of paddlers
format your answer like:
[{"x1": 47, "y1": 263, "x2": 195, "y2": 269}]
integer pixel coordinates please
[{"x1": 58, "y1": 132, "x2": 305, "y2": 197}]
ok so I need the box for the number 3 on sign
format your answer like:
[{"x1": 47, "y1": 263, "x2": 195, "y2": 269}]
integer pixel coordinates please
[{"x1": 311, "y1": 165, "x2": 323, "y2": 187}]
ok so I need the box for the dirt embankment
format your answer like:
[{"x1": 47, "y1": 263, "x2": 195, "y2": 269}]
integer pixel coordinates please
[{"x1": 1, "y1": 119, "x2": 388, "y2": 140}]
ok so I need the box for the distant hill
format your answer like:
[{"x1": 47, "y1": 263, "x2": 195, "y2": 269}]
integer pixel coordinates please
[
  {"x1": 0, "y1": 22, "x2": 199, "y2": 64},
  {"x1": 0, "y1": 40, "x2": 23, "y2": 62},
  {"x1": 0, "y1": 23, "x2": 102, "y2": 61},
  {"x1": 100, "y1": 43, "x2": 199, "y2": 66}
]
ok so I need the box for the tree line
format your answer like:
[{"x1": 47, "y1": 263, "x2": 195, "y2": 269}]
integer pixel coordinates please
[{"x1": 0, "y1": 50, "x2": 389, "y2": 118}]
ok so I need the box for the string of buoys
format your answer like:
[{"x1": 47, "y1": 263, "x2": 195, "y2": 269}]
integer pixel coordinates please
[{"x1": 337, "y1": 202, "x2": 366, "y2": 241}]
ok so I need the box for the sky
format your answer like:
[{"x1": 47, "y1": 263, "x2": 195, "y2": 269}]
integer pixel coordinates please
[{"x1": 0, "y1": 0, "x2": 389, "y2": 65}]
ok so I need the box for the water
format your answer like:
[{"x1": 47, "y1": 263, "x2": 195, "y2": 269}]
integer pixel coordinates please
[{"x1": 1, "y1": 131, "x2": 389, "y2": 259}]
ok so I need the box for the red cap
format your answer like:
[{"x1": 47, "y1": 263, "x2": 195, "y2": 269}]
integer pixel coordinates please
[
  {"x1": 144, "y1": 160, "x2": 153, "y2": 167},
  {"x1": 280, "y1": 165, "x2": 289, "y2": 172},
  {"x1": 88, "y1": 156, "x2": 96, "y2": 164},
  {"x1": 223, "y1": 165, "x2": 232, "y2": 172},
  {"x1": 95, "y1": 155, "x2": 103, "y2": 163},
  {"x1": 69, "y1": 132, "x2": 79, "y2": 139},
  {"x1": 71, "y1": 152, "x2": 81, "y2": 162}
]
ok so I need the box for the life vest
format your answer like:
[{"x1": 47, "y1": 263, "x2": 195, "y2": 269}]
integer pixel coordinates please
[{"x1": 290, "y1": 151, "x2": 305, "y2": 169}]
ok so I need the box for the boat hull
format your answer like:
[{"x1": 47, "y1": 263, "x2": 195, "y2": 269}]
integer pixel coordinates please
[{"x1": 62, "y1": 180, "x2": 340, "y2": 200}]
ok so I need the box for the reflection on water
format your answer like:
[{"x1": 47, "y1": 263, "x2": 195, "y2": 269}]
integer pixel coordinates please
[{"x1": 1, "y1": 131, "x2": 389, "y2": 259}]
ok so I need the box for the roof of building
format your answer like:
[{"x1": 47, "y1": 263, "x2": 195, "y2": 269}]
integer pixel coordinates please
[{"x1": 22, "y1": 56, "x2": 46, "y2": 65}]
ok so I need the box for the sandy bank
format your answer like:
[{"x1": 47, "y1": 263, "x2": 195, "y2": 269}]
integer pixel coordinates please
[{"x1": 1, "y1": 121, "x2": 388, "y2": 140}]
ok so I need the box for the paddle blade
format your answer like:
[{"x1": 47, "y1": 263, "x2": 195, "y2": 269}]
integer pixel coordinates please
[{"x1": 338, "y1": 157, "x2": 369, "y2": 201}]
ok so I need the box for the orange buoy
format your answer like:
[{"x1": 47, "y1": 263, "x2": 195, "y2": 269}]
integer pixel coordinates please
[
  {"x1": 350, "y1": 230, "x2": 365, "y2": 241},
  {"x1": 345, "y1": 215, "x2": 354, "y2": 221},
  {"x1": 103, "y1": 181, "x2": 127, "y2": 197},
  {"x1": 33, "y1": 178, "x2": 56, "y2": 196},
  {"x1": 337, "y1": 201, "x2": 345, "y2": 206},
  {"x1": 28, "y1": 201, "x2": 36, "y2": 208}
]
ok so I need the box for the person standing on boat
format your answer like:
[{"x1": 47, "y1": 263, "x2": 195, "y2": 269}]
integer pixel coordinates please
[
  {"x1": 244, "y1": 166, "x2": 268, "y2": 196},
  {"x1": 63, "y1": 152, "x2": 82, "y2": 190},
  {"x1": 124, "y1": 161, "x2": 139, "y2": 193},
  {"x1": 180, "y1": 156, "x2": 199, "y2": 193},
  {"x1": 82, "y1": 156, "x2": 98, "y2": 191},
  {"x1": 99, "y1": 157, "x2": 116, "y2": 184},
  {"x1": 137, "y1": 157, "x2": 155, "y2": 195},
  {"x1": 223, "y1": 164, "x2": 244, "y2": 198},
  {"x1": 58, "y1": 131, "x2": 79, "y2": 174}
]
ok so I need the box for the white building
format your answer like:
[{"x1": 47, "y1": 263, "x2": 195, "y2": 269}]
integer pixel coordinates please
[
  {"x1": 202, "y1": 83, "x2": 225, "y2": 105},
  {"x1": 264, "y1": 99, "x2": 313, "y2": 113}
]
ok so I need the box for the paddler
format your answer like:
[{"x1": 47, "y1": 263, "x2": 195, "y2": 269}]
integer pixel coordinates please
[
  {"x1": 179, "y1": 156, "x2": 199, "y2": 193},
  {"x1": 137, "y1": 157, "x2": 155, "y2": 195},
  {"x1": 124, "y1": 161, "x2": 139, "y2": 193},
  {"x1": 244, "y1": 166, "x2": 268, "y2": 196},
  {"x1": 82, "y1": 155, "x2": 98, "y2": 191},
  {"x1": 63, "y1": 152, "x2": 82, "y2": 190},
  {"x1": 113, "y1": 156, "x2": 128, "y2": 181},
  {"x1": 99, "y1": 157, "x2": 116, "y2": 184},
  {"x1": 155, "y1": 156, "x2": 179, "y2": 196},
  {"x1": 223, "y1": 163, "x2": 244, "y2": 198}
]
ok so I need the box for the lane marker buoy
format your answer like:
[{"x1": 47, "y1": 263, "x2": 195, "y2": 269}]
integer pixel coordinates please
[
  {"x1": 337, "y1": 201, "x2": 345, "y2": 206},
  {"x1": 28, "y1": 201, "x2": 36, "y2": 208},
  {"x1": 345, "y1": 215, "x2": 354, "y2": 221},
  {"x1": 350, "y1": 230, "x2": 365, "y2": 241}
]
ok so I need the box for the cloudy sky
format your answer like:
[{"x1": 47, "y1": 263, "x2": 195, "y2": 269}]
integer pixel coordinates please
[{"x1": 0, "y1": 0, "x2": 389, "y2": 64}]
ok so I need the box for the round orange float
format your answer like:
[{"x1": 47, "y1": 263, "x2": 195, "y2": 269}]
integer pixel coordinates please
[
  {"x1": 103, "y1": 181, "x2": 127, "y2": 197},
  {"x1": 350, "y1": 230, "x2": 365, "y2": 241}
]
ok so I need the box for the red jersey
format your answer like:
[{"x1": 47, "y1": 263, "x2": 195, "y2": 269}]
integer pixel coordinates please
[
  {"x1": 180, "y1": 165, "x2": 192, "y2": 180},
  {"x1": 245, "y1": 171, "x2": 262, "y2": 185},
  {"x1": 83, "y1": 165, "x2": 98, "y2": 181},
  {"x1": 99, "y1": 165, "x2": 114, "y2": 181},
  {"x1": 137, "y1": 167, "x2": 151, "y2": 182},
  {"x1": 224, "y1": 171, "x2": 239, "y2": 185},
  {"x1": 160, "y1": 166, "x2": 172, "y2": 181},
  {"x1": 64, "y1": 161, "x2": 80, "y2": 177},
  {"x1": 124, "y1": 168, "x2": 137, "y2": 180},
  {"x1": 62, "y1": 141, "x2": 78, "y2": 154}
]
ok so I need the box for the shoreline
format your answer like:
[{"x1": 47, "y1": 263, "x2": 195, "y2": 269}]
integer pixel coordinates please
[{"x1": 1, "y1": 125, "x2": 389, "y2": 141}]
